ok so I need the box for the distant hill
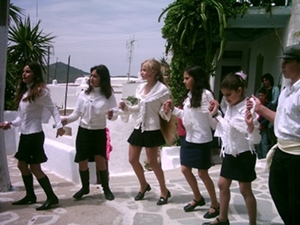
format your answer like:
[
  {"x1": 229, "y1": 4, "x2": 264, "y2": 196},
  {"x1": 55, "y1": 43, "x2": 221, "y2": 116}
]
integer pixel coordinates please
[{"x1": 44, "y1": 62, "x2": 89, "y2": 83}]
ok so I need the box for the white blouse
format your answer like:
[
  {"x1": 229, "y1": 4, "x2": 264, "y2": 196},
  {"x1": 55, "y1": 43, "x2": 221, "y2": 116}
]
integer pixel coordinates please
[
  {"x1": 275, "y1": 79, "x2": 300, "y2": 142},
  {"x1": 123, "y1": 81, "x2": 171, "y2": 132},
  {"x1": 65, "y1": 87, "x2": 117, "y2": 130},
  {"x1": 172, "y1": 90, "x2": 217, "y2": 144},
  {"x1": 11, "y1": 87, "x2": 63, "y2": 134},
  {"x1": 214, "y1": 98, "x2": 261, "y2": 157}
]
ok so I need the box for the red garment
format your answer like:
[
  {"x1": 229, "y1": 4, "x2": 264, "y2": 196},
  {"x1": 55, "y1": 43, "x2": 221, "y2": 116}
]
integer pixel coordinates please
[
  {"x1": 177, "y1": 118, "x2": 186, "y2": 136},
  {"x1": 176, "y1": 105, "x2": 186, "y2": 136},
  {"x1": 106, "y1": 128, "x2": 113, "y2": 160}
]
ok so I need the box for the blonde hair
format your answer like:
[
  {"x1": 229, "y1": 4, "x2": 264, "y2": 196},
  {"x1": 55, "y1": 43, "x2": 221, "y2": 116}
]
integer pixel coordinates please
[{"x1": 141, "y1": 59, "x2": 165, "y2": 84}]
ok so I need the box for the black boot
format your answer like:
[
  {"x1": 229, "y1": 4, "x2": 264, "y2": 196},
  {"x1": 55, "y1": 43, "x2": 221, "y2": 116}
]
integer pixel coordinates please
[
  {"x1": 36, "y1": 176, "x2": 59, "y2": 211},
  {"x1": 73, "y1": 170, "x2": 90, "y2": 199},
  {"x1": 12, "y1": 174, "x2": 37, "y2": 205},
  {"x1": 99, "y1": 170, "x2": 114, "y2": 200}
]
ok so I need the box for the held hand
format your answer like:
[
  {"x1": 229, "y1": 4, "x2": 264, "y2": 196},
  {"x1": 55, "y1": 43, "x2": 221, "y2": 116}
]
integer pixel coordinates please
[
  {"x1": 119, "y1": 101, "x2": 126, "y2": 111},
  {"x1": 209, "y1": 100, "x2": 219, "y2": 115},
  {"x1": 163, "y1": 99, "x2": 173, "y2": 113},
  {"x1": 245, "y1": 109, "x2": 253, "y2": 125},
  {"x1": 0, "y1": 122, "x2": 11, "y2": 130},
  {"x1": 250, "y1": 95, "x2": 262, "y2": 112},
  {"x1": 56, "y1": 128, "x2": 65, "y2": 138},
  {"x1": 107, "y1": 109, "x2": 113, "y2": 120},
  {"x1": 61, "y1": 117, "x2": 67, "y2": 126}
]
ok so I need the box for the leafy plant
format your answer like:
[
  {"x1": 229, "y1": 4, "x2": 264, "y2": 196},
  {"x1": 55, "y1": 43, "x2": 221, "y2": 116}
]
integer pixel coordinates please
[
  {"x1": 159, "y1": 0, "x2": 249, "y2": 105},
  {"x1": 126, "y1": 95, "x2": 138, "y2": 105}
]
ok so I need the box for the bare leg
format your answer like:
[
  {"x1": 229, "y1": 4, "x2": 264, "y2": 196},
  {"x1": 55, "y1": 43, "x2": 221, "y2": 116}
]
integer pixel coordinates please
[
  {"x1": 198, "y1": 169, "x2": 219, "y2": 211},
  {"x1": 181, "y1": 165, "x2": 202, "y2": 203},
  {"x1": 78, "y1": 160, "x2": 89, "y2": 171},
  {"x1": 17, "y1": 160, "x2": 31, "y2": 176},
  {"x1": 128, "y1": 145, "x2": 148, "y2": 192},
  {"x1": 209, "y1": 176, "x2": 232, "y2": 224},
  {"x1": 146, "y1": 147, "x2": 168, "y2": 197},
  {"x1": 239, "y1": 181, "x2": 257, "y2": 225}
]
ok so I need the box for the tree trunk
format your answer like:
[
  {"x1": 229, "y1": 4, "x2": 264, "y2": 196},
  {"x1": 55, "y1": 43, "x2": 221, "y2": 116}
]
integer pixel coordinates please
[{"x1": 0, "y1": 0, "x2": 12, "y2": 192}]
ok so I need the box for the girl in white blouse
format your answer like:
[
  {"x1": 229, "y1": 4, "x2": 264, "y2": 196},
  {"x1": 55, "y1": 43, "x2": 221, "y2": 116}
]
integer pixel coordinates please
[
  {"x1": 163, "y1": 66, "x2": 219, "y2": 218},
  {"x1": 0, "y1": 62, "x2": 65, "y2": 211},
  {"x1": 61, "y1": 65, "x2": 117, "y2": 201},
  {"x1": 203, "y1": 72, "x2": 261, "y2": 225},
  {"x1": 119, "y1": 59, "x2": 174, "y2": 205}
]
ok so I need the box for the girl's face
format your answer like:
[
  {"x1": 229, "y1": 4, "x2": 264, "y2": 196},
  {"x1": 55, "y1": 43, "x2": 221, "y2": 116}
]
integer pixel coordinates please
[
  {"x1": 281, "y1": 58, "x2": 300, "y2": 84},
  {"x1": 22, "y1": 65, "x2": 34, "y2": 84},
  {"x1": 90, "y1": 70, "x2": 100, "y2": 87},
  {"x1": 140, "y1": 64, "x2": 155, "y2": 81},
  {"x1": 221, "y1": 87, "x2": 243, "y2": 106},
  {"x1": 183, "y1": 72, "x2": 194, "y2": 90}
]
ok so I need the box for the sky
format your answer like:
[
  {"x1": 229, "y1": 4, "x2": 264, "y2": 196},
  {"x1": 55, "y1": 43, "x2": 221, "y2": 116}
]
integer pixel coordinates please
[{"x1": 10, "y1": 0, "x2": 174, "y2": 76}]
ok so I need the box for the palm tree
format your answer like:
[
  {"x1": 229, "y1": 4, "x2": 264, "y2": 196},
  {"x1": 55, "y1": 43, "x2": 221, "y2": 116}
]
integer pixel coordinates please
[
  {"x1": 5, "y1": 16, "x2": 55, "y2": 109},
  {"x1": 0, "y1": 0, "x2": 12, "y2": 192}
]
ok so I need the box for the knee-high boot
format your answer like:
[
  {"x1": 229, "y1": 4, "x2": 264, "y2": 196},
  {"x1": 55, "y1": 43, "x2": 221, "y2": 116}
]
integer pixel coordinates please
[
  {"x1": 99, "y1": 170, "x2": 114, "y2": 200},
  {"x1": 36, "y1": 176, "x2": 59, "y2": 211},
  {"x1": 73, "y1": 170, "x2": 90, "y2": 199},
  {"x1": 12, "y1": 174, "x2": 37, "y2": 205}
]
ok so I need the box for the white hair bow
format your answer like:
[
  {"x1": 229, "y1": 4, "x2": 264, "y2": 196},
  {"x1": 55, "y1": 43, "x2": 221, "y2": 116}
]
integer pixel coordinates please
[{"x1": 235, "y1": 71, "x2": 247, "y2": 81}]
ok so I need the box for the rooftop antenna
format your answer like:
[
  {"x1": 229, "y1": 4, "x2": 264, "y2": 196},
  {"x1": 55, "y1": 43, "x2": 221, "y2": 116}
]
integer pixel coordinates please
[{"x1": 126, "y1": 36, "x2": 135, "y2": 83}]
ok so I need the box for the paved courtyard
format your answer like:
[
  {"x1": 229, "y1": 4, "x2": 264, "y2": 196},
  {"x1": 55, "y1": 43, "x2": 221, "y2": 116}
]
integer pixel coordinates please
[{"x1": 0, "y1": 156, "x2": 283, "y2": 225}]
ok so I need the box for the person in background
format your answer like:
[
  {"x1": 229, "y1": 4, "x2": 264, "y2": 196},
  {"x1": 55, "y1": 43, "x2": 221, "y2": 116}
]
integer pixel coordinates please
[
  {"x1": 61, "y1": 65, "x2": 117, "y2": 201},
  {"x1": 0, "y1": 62, "x2": 65, "y2": 210},
  {"x1": 255, "y1": 87, "x2": 275, "y2": 159},
  {"x1": 260, "y1": 73, "x2": 280, "y2": 147},
  {"x1": 203, "y1": 71, "x2": 261, "y2": 225},
  {"x1": 164, "y1": 66, "x2": 219, "y2": 218},
  {"x1": 249, "y1": 43, "x2": 300, "y2": 225},
  {"x1": 119, "y1": 58, "x2": 175, "y2": 205}
]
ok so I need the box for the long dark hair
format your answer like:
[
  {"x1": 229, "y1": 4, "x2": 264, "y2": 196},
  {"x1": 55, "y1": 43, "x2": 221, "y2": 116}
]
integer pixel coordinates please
[
  {"x1": 15, "y1": 62, "x2": 46, "y2": 106},
  {"x1": 85, "y1": 64, "x2": 113, "y2": 98},
  {"x1": 185, "y1": 65, "x2": 212, "y2": 108}
]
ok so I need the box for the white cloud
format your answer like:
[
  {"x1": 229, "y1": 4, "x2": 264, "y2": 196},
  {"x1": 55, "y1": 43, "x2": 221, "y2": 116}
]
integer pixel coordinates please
[{"x1": 11, "y1": 0, "x2": 173, "y2": 76}]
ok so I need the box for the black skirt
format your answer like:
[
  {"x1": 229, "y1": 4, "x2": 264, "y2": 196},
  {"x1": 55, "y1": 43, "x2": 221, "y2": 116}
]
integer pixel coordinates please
[
  {"x1": 220, "y1": 151, "x2": 256, "y2": 182},
  {"x1": 15, "y1": 131, "x2": 47, "y2": 164},
  {"x1": 127, "y1": 127, "x2": 165, "y2": 147},
  {"x1": 75, "y1": 126, "x2": 106, "y2": 163},
  {"x1": 180, "y1": 141, "x2": 212, "y2": 170}
]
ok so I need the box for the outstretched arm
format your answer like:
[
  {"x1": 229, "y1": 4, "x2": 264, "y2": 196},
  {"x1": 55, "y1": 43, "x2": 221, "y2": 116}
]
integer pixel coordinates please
[{"x1": 247, "y1": 95, "x2": 276, "y2": 123}]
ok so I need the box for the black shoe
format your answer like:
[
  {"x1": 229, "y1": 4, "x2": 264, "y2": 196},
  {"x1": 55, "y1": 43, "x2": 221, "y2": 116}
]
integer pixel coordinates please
[
  {"x1": 183, "y1": 197, "x2": 206, "y2": 212},
  {"x1": 104, "y1": 188, "x2": 115, "y2": 201},
  {"x1": 134, "y1": 184, "x2": 151, "y2": 201},
  {"x1": 156, "y1": 190, "x2": 171, "y2": 205},
  {"x1": 12, "y1": 194, "x2": 37, "y2": 205},
  {"x1": 202, "y1": 217, "x2": 230, "y2": 225},
  {"x1": 203, "y1": 205, "x2": 220, "y2": 218},
  {"x1": 36, "y1": 196, "x2": 59, "y2": 211},
  {"x1": 203, "y1": 206, "x2": 220, "y2": 219},
  {"x1": 73, "y1": 188, "x2": 90, "y2": 199}
]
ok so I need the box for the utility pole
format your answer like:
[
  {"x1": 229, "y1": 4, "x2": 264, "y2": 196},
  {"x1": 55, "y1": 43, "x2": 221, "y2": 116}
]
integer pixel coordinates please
[
  {"x1": 47, "y1": 46, "x2": 50, "y2": 83},
  {"x1": 54, "y1": 57, "x2": 58, "y2": 80},
  {"x1": 126, "y1": 37, "x2": 135, "y2": 82}
]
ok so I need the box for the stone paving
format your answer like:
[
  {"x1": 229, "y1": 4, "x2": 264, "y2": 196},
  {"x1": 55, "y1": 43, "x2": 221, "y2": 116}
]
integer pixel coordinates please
[{"x1": 0, "y1": 156, "x2": 283, "y2": 225}]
